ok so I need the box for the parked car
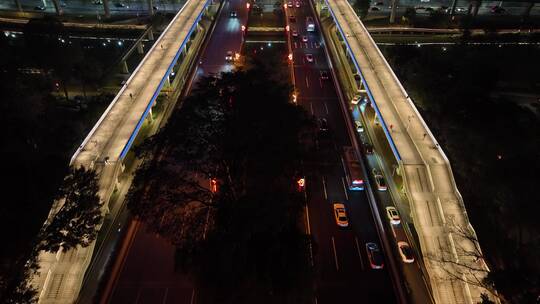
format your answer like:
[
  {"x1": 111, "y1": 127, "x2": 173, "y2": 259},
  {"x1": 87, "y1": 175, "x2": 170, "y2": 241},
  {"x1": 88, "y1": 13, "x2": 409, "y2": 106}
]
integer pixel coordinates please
[
  {"x1": 372, "y1": 168, "x2": 387, "y2": 191},
  {"x1": 386, "y1": 206, "x2": 400, "y2": 224},
  {"x1": 364, "y1": 143, "x2": 373, "y2": 154},
  {"x1": 318, "y1": 118, "x2": 329, "y2": 132},
  {"x1": 398, "y1": 241, "x2": 415, "y2": 263},
  {"x1": 320, "y1": 70, "x2": 329, "y2": 80},
  {"x1": 225, "y1": 51, "x2": 233, "y2": 62},
  {"x1": 366, "y1": 242, "x2": 384, "y2": 269},
  {"x1": 333, "y1": 203, "x2": 349, "y2": 227}
]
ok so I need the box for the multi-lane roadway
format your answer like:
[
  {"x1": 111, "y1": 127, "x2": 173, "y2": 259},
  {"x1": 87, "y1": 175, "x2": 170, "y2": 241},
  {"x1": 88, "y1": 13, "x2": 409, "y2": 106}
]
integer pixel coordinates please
[{"x1": 285, "y1": 1, "x2": 400, "y2": 303}]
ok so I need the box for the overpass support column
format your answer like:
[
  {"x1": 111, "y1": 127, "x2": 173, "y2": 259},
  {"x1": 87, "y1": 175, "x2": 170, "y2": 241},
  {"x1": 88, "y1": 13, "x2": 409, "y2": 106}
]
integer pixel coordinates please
[
  {"x1": 147, "y1": 0, "x2": 154, "y2": 15},
  {"x1": 103, "y1": 0, "x2": 111, "y2": 18},
  {"x1": 121, "y1": 61, "x2": 129, "y2": 74},
  {"x1": 14, "y1": 0, "x2": 22, "y2": 11},
  {"x1": 137, "y1": 42, "x2": 144, "y2": 54},
  {"x1": 147, "y1": 28, "x2": 154, "y2": 41}
]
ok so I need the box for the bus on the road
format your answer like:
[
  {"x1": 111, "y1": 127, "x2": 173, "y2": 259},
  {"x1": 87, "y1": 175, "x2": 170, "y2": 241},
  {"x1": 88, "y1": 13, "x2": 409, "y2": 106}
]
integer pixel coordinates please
[{"x1": 343, "y1": 146, "x2": 365, "y2": 190}]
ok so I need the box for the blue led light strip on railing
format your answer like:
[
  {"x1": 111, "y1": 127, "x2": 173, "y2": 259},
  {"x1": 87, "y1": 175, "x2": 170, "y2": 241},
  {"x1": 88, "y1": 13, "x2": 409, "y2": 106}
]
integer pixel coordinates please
[
  {"x1": 119, "y1": 0, "x2": 210, "y2": 160},
  {"x1": 324, "y1": 0, "x2": 402, "y2": 161}
]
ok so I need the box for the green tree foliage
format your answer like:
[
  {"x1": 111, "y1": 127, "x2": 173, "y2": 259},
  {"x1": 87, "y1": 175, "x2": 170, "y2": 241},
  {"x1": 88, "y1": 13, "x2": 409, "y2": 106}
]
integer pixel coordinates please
[
  {"x1": 478, "y1": 293, "x2": 496, "y2": 304},
  {"x1": 403, "y1": 7, "x2": 417, "y2": 25},
  {"x1": 38, "y1": 167, "x2": 103, "y2": 252},
  {"x1": 382, "y1": 44, "x2": 540, "y2": 303},
  {"x1": 128, "y1": 61, "x2": 315, "y2": 303},
  {"x1": 353, "y1": 0, "x2": 371, "y2": 19},
  {"x1": 0, "y1": 252, "x2": 38, "y2": 304}
]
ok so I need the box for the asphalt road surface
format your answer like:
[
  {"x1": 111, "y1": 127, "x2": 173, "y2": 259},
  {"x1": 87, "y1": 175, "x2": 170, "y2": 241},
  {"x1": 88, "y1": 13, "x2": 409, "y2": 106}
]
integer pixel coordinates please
[
  {"x1": 104, "y1": 1, "x2": 247, "y2": 303},
  {"x1": 286, "y1": 1, "x2": 397, "y2": 303}
]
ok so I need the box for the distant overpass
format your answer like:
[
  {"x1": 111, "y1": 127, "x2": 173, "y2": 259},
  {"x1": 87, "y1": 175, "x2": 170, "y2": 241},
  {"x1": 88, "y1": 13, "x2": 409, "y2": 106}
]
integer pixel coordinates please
[
  {"x1": 31, "y1": 0, "x2": 214, "y2": 302},
  {"x1": 320, "y1": 0, "x2": 496, "y2": 303}
]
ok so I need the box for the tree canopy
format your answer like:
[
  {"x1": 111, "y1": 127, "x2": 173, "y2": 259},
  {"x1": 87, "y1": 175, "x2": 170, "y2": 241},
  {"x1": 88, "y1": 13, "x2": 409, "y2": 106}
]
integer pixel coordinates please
[
  {"x1": 38, "y1": 166, "x2": 103, "y2": 252},
  {"x1": 127, "y1": 61, "x2": 315, "y2": 303}
]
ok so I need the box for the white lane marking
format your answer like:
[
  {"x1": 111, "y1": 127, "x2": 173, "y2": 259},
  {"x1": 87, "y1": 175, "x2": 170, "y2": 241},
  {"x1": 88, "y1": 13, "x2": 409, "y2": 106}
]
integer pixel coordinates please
[
  {"x1": 319, "y1": 78, "x2": 323, "y2": 88},
  {"x1": 331, "y1": 236, "x2": 339, "y2": 271},
  {"x1": 310, "y1": 102, "x2": 314, "y2": 115},
  {"x1": 190, "y1": 289, "x2": 196, "y2": 304},
  {"x1": 305, "y1": 75, "x2": 310, "y2": 88},
  {"x1": 305, "y1": 205, "x2": 312, "y2": 235},
  {"x1": 202, "y1": 208, "x2": 210, "y2": 239},
  {"x1": 324, "y1": 101, "x2": 329, "y2": 114},
  {"x1": 134, "y1": 289, "x2": 142, "y2": 304},
  {"x1": 355, "y1": 237, "x2": 365, "y2": 271},
  {"x1": 341, "y1": 177, "x2": 349, "y2": 201},
  {"x1": 162, "y1": 288, "x2": 169, "y2": 304},
  {"x1": 340, "y1": 156, "x2": 347, "y2": 177},
  {"x1": 314, "y1": 296, "x2": 318, "y2": 304},
  {"x1": 322, "y1": 176, "x2": 328, "y2": 200}
]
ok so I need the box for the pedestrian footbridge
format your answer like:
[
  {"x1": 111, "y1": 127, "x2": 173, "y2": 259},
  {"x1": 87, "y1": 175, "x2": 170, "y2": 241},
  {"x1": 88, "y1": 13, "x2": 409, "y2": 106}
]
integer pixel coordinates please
[
  {"x1": 321, "y1": 0, "x2": 496, "y2": 303},
  {"x1": 31, "y1": 0, "x2": 214, "y2": 302}
]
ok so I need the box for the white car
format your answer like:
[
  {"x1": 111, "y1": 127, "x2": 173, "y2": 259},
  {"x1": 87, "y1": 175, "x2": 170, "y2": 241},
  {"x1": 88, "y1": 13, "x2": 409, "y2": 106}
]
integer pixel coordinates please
[
  {"x1": 333, "y1": 203, "x2": 349, "y2": 227},
  {"x1": 302, "y1": 35, "x2": 308, "y2": 43},
  {"x1": 398, "y1": 241, "x2": 415, "y2": 263},
  {"x1": 292, "y1": 30, "x2": 298, "y2": 37},
  {"x1": 386, "y1": 206, "x2": 400, "y2": 224},
  {"x1": 225, "y1": 51, "x2": 233, "y2": 62},
  {"x1": 295, "y1": 1, "x2": 301, "y2": 8},
  {"x1": 305, "y1": 53, "x2": 314, "y2": 63},
  {"x1": 372, "y1": 168, "x2": 387, "y2": 191},
  {"x1": 287, "y1": 1, "x2": 293, "y2": 7},
  {"x1": 355, "y1": 120, "x2": 364, "y2": 133}
]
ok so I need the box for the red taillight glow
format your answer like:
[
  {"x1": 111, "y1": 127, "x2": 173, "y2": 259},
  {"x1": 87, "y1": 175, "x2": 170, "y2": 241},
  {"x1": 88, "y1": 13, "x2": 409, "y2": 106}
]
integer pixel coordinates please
[
  {"x1": 210, "y1": 178, "x2": 218, "y2": 193},
  {"x1": 352, "y1": 179, "x2": 364, "y2": 185}
]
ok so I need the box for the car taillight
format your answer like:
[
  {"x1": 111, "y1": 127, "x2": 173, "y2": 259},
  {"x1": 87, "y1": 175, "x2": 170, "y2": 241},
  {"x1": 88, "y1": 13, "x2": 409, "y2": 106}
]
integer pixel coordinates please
[{"x1": 352, "y1": 179, "x2": 364, "y2": 185}]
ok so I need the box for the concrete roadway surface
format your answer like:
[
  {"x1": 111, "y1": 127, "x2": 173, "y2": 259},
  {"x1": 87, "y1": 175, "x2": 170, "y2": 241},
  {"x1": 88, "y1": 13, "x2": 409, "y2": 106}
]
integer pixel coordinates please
[
  {"x1": 286, "y1": 1, "x2": 397, "y2": 303},
  {"x1": 0, "y1": 0, "x2": 184, "y2": 15},
  {"x1": 101, "y1": 1, "x2": 247, "y2": 303}
]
